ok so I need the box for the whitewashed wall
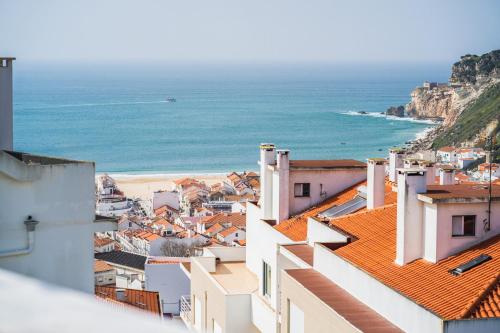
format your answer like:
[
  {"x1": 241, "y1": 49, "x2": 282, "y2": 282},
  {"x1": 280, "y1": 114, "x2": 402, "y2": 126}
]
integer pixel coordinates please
[
  {"x1": 313, "y1": 243, "x2": 443, "y2": 333},
  {"x1": 145, "y1": 261, "x2": 190, "y2": 315},
  {"x1": 432, "y1": 201, "x2": 500, "y2": 261},
  {"x1": 0, "y1": 153, "x2": 97, "y2": 293},
  {"x1": 288, "y1": 169, "x2": 366, "y2": 215}
]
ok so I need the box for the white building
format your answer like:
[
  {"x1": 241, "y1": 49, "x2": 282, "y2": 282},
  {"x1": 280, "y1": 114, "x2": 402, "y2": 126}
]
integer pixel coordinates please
[
  {"x1": 0, "y1": 150, "x2": 118, "y2": 293},
  {"x1": 145, "y1": 256, "x2": 191, "y2": 316},
  {"x1": 216, "y1": 226, "x2": 246, "y2": 245},
  {"x1": 0, "y1": 57, "x2": 187, "y2": 332},
  {"x1": 437, "y1": 146, "x2": 457, "y2": 164},
  {"x1": 94, "y1": 259, "x2": 116, "y2": 286},
  {"x1": 95, "y1": 251, "x2": 147, "y2": 290},
  {"x1": 184, "y1": 144, "x2": 500, "y2": 333},
  {"x1": 153, "y1": 190, "x2": 180, "y2": 211}
]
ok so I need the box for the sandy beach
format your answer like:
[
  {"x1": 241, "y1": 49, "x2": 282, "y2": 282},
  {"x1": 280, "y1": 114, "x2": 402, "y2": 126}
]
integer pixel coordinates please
[{"x1": 101, "y1": 173, "x2": 228, "y2": 201}]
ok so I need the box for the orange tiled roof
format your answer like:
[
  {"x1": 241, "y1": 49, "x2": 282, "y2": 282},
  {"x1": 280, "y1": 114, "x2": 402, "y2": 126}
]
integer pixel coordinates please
[
  {"x1": 174, "y1": 177, "x2": 199, "y2": 186},
  {"x1": 205, "y1": 222, "x2": 224, "y2": 235},
  {"x1": 94, "y1": 259, "x2": 114, "y2": 273},
  {"x1": 94, "y1": 237, "x2": 114, "y2": 248},
  {"x1": 235, "y1": 239, "x2": 246, "y2": 246},
  {"x1": 470, "y1": 280, "x2": 500, "y2": 318},
  {"x1": 200, "y1": 212, "x2": 246, "y2": 228},
  {"x1": 95, "y1": 286, "x2": 161, "y2": 315},
  {"x1": 438, "y1": 146, "x2": 456, "y2": 153},
  {"x1": 274, "y1": 181, "x2": 397, "y2": 241},
  {"x1": 326, "y1": 204, "x2": 500, "y2": 320},
  {"x1": 218, "y1": 225, "x2": 240, "y2": 237}
]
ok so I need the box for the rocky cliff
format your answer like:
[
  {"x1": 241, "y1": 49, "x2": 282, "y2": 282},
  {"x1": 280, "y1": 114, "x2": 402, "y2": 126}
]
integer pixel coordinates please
[{"x1": 406, "y1": 50, "x2": 500, "y2": 127}]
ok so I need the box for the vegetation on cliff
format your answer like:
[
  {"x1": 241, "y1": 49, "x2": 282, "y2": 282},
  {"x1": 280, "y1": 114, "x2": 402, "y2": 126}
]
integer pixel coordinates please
[
  {"x1": 432, "y1": 83, "x2": 500, "y2": 161},
  {"x1": 450, "y1": 50, "x2": 500, "y2": 84}
]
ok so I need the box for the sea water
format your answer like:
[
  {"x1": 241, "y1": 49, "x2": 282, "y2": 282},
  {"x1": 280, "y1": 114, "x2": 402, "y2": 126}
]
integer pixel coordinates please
[{"x1": 13, "y1": 62, "x2": 448, "y2": 173}]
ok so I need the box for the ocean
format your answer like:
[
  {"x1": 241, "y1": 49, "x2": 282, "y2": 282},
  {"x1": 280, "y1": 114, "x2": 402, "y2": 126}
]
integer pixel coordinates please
[{"x1": 12, "y1": 62, "x2": 449, "y2": 174}]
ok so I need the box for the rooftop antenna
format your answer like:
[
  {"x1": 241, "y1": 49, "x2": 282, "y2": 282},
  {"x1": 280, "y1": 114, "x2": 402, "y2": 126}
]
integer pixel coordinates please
[{"x1": 486, "y1": 136, "x2": 493, "y2": 232}]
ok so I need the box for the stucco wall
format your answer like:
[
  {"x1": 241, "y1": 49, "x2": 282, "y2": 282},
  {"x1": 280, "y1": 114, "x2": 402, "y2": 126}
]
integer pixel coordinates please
[
  {"x1": 280, "y1": 271, "x2": 360, "y2": 333},
  {"x1": 145, "y1": 262, "x2": 190, "y2": 315},
  {"x1": 433, "y1": 201, "x2": 500, "y2": 261},
  {"x1": 313, "y1": 243, "x2": 443, "y2": 333},
  {"x1": 288, "y1": 169, "x2": 366, "y2": 215},
  {"x1": 444, "y1": 318, "x2": 500, "y2": 333},
  {"x1": 246, "y1": 203, "x2": 292, "y2": 312},
  {"x1": 191, "y1": 259, "x2": 227, "y2": 332},
  {"x1": 0, "y1": 160, "x2": 97, "y2": 293},
  {"x1": 190, "y1": 258, "x2": 257, "y2": 333}
]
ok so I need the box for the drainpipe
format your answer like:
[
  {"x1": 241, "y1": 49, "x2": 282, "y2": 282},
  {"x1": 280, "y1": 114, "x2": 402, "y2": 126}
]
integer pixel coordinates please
[{"x1": 0, "y1": 216, "x2": 39, "y2": 257}]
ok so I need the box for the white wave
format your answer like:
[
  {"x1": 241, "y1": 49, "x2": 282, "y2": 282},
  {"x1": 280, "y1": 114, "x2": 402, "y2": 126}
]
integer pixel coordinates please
[
  {"x1": 342, "y1": 111, "x2": 441, "y2": 125},
  {"x1": 19, "y1": 100, "x2": 168, "y2": 110},
  {"x1": 96, "y1": 171, "x2": 241, "y2": 179},
  {"x1": 414, "y1": 127, "x2": 434, "y2": 141}
]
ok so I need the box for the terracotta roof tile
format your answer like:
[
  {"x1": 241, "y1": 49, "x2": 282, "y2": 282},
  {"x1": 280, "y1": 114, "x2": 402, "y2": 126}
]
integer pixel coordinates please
[
  {"x1": 200, "y1": 212, "x2": 246, "y2": 228},
  {"x1": 94, "y1": 237, "x2": 114, "y2": 248},
  {"x1": 470, "y1": 281, "x2": 500, "y2": 318},
  {"x1": 218, "y1": 225, "x2": 240, "y2": 237},
  {"x1": 95, "y1": 286, "x2": 161, "y2": 315},
  {"x1": 94, "y1": 259, "x2": 114, "y2": 273},
  {"x1": 285, "y1": 269, "x2": 403, "y2": 333},
  {"x1": 326, "y1": 204, "x2": 500, "y2": 320},
  {"x1": 289, "y1": 159, "x2": 366, "y2": 169},
  {"x1": 282, "y1": 244, "x2": 314, "y2": 266},
  {"x1": 274, "y1": 181, "x2": 396, "y2": 241}
]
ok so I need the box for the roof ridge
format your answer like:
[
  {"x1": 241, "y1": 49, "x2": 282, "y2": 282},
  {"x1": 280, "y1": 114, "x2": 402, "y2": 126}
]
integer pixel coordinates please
[{"x1": 459, "y1": 272, "x2": 500, "y2": 318}]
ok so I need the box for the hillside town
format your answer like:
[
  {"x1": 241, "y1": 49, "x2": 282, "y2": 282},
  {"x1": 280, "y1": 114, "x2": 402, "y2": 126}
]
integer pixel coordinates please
[{"x1": 1, "y1": 51, "x2": 500, "y2": 333}]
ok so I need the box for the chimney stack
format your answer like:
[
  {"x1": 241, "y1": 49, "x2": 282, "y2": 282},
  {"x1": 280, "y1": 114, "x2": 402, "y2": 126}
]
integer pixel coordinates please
[
  {"x1": 276, "y1": 150, "x2": 290, "y2": 222},
  {"x1": 0, "y1": 57, "x2": 15, "y2": 151},
  {"x1": 259, "y1": 143, "x2": 276, "y2": 219},
  {"x1": 395, "y1": 168, "x2": 426, "y2": 266},
  {"x1": 367, "y1": 158, "x2": 386, "y2": 209},
  {"x1": 418, "y1": 160, "x2": 436, "y2": 185},
  {"x1": 439, "y1": 167, "x2": 456, "y2": 185},
  {"x1": 389, "y1": 148, "x2": 406, "y2": 183},
  {"x1": 403, "y1": 158, "x2": 420, "y2": 169}
]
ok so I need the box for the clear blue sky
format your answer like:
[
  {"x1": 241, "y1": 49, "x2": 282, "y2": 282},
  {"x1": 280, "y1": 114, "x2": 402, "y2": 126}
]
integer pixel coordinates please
[{"x1": 1, "y1": 0, "x2": 499, "y2": 64}]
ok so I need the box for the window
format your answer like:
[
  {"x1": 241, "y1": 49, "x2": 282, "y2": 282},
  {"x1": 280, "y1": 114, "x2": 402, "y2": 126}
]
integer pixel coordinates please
[
  {"x1": 263, "y1": 261, "x2": 272, "y2": 298},
  {"x1": 294, "y1": 183, "x2": 310, "y2": 197},
  {"x1": 288, "y1": 300, "x2": 304, "y2": 333},
  {"x1": 452, "y1": 215, "x2": 476, "y2": 237}
]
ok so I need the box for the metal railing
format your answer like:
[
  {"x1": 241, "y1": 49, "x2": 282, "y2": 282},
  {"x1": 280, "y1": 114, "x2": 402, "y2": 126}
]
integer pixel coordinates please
[{"x1": 180, "y1": 295, "x2": 191, "y2": 325}]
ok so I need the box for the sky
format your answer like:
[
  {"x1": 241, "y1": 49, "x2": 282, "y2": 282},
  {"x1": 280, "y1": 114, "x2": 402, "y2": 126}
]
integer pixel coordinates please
[{"x1": 0, "y1": 0, "x2": 499, "y2": 64}]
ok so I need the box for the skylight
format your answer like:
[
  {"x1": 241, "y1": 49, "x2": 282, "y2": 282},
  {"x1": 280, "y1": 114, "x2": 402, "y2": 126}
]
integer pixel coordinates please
[{"x1": 449, "y1": 254, "x2": 492, "y2": 276}]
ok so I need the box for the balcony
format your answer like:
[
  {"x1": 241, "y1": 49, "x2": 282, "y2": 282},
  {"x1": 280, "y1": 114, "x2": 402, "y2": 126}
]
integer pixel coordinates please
[{"x1": 180, "y1": 295, "x2": 191, "y2": 326}]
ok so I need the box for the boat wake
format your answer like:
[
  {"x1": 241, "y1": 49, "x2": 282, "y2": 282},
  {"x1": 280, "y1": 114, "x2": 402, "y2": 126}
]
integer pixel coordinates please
[
  {"x1": 18, "y1": 100, "x2": 169, "y2": 110},
  {"x1": 342, "y1": 111, "x2": 440, "y2": 125}
]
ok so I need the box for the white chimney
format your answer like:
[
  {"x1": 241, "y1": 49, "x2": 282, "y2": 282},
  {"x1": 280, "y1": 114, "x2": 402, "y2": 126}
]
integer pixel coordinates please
[
  {"x1": 389, "y1": 148, "x2": 406, "y2": 183},
  {"x1": 259, "y1": 143, "x2": 276, "y2": 219},
  {"x1": 275, "y1": 150, "x2": 290, "y2": 222},
  {"x1": 419, "y1": 160, "x2": 436, "y2": 185},
  {"x1": 367, "y1": 158, "x2": 386, "y2": 209},
  {"x1": 0, "y1": 57, "x2": 15, "y2": 151},
  {"x1": 439, "y1": 167, "x2": 456, "y2": 185},
  {"x1": 403, "y1": 158, "x2": 419, "y2": 169},
  {"x1": 395, "y1": 168, "x2": 426, "y2": 266}
]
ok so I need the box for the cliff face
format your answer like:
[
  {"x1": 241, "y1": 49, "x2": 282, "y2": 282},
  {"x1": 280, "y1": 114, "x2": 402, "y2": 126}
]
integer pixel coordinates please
[{"x1": 406, "y1": 50, "x2": 500, "y2": 127}]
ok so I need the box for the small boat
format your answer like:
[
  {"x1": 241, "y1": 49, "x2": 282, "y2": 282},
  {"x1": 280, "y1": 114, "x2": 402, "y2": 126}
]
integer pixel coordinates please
[{"x1": 166, "y1": 97, "x2": 176, "y2": 102}]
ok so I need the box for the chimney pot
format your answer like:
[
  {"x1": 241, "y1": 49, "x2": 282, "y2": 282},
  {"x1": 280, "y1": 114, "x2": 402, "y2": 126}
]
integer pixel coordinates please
[
  {"x1": 367, "y1": 158, "x2": 386, "y2": 209},
  {"x1": 0, "y1": 57, "x2": 15, "y2": 151}
]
